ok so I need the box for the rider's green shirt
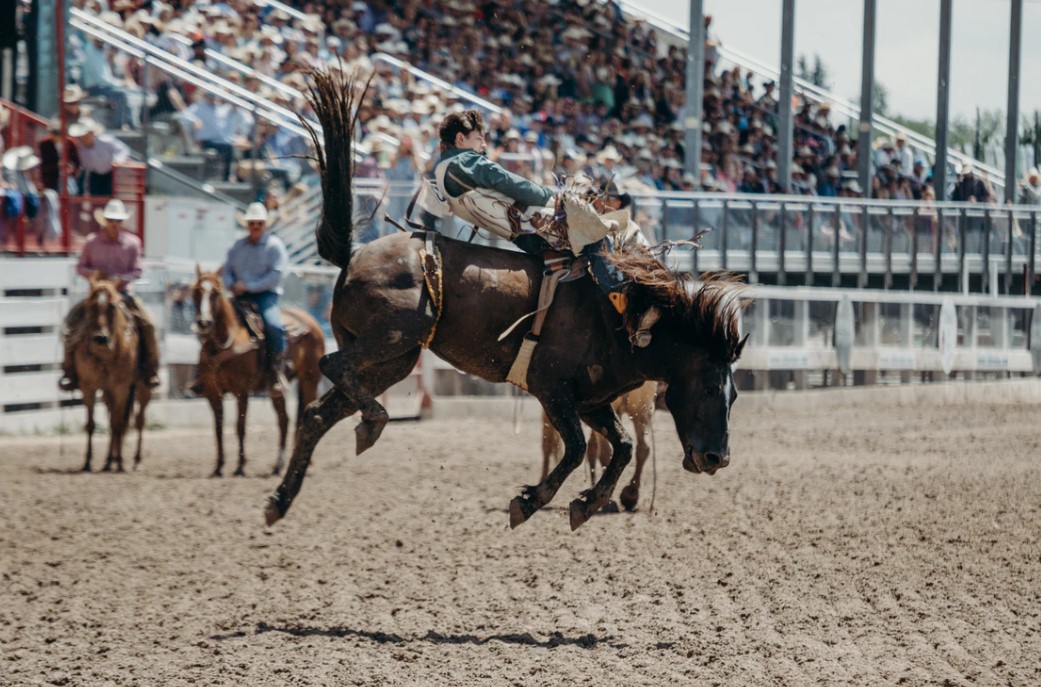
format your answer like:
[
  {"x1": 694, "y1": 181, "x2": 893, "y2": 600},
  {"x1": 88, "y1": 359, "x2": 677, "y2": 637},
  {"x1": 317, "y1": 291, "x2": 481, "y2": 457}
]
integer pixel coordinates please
[{"x1": 439, "y1": 148, "x2": 554, "y2": 208}]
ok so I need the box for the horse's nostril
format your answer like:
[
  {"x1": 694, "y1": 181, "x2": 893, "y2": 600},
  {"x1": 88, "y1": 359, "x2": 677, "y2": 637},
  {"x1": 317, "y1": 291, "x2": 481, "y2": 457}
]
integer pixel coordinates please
[
  {"x1": 93, "y1": 335, "x2": 108, "y2": 344},
  {"x1": 704, "y1": 452, "x2": 723, "y2": 468}
]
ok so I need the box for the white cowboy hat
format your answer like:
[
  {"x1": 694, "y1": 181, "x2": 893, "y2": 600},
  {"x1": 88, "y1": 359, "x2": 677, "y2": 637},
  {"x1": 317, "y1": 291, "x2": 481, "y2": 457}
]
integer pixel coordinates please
[
  {"x1": 1, "y1": 145, "x2": 41, "y2": 172},
  {"x1": 596, "y1": 146, "x2": 623, "y2": 164},
  {"x1": 238, "y1": 201, "x2": 269, "y2": 225},
  {"x1": 68, "y1": 118, "x2": 104, "y2": 138},
  {"x1": 62, "y1": 84, "x2": 86, "y2": 104},
  {"x1": 93, "y1": 198, "x2": 132, "y2": 226}
]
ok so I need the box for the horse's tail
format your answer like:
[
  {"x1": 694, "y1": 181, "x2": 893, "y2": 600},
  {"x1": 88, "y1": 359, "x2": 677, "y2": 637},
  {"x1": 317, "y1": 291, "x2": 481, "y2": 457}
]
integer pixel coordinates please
[{"x1": 300, "y1": 68, "x2": 371, "y2": 269}]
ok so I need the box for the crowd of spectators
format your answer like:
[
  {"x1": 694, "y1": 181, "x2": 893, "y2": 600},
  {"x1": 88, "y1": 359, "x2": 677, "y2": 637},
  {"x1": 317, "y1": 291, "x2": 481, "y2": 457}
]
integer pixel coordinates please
[{"x1": 26, "y1": 0, "x2": 1029, "y2": 215}]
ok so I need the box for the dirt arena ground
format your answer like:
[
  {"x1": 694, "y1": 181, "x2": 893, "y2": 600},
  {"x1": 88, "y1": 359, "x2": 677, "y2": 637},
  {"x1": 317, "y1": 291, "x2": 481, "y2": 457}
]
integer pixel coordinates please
[{"x1": 2, "y1": 396, "x2": 1040, "y2": 686}]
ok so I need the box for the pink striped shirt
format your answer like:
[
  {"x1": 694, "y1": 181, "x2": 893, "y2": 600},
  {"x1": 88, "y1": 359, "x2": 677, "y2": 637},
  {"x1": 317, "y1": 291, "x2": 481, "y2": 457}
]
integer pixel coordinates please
[{"x1": 76, "y1": 230, "x2": 142, "y2": 285}]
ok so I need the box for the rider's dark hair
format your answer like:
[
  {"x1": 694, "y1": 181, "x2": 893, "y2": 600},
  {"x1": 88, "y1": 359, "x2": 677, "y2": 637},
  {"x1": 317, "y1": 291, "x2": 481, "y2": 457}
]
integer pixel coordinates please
[{"x1": 439, "y1": 110, "x2": 485, "y2": 150}]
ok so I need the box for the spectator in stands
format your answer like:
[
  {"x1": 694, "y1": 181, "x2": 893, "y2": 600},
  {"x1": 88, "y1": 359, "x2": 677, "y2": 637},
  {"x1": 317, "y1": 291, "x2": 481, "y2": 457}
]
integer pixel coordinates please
[
  {"x1": 1018, "y1": 168, "x2": 1041, "y2": 206},
  {"x1": 183, "y1": 91, "x2": 236, "y2": 182},
  {"x1": 68, "y1": 118, "x2": 130, "y2": 197},
  {"x1": 59, "y1": 198, "x2": 160, "y2": 391},
  {"x1": 79, "y1": 28, "x2": 137, "y2": 130},
  {"x1": 37, "y1": 119, "x2": 81, "y2": 194},
  {"x1": 893, "y1": 133, "x2": 914, "y2": 177},
  {"x1": 951, "y1": 162, "x2": 993, "y2": 203},
  {"x1": 386, "y1": 136, "x2": 422, "y2": 223}
]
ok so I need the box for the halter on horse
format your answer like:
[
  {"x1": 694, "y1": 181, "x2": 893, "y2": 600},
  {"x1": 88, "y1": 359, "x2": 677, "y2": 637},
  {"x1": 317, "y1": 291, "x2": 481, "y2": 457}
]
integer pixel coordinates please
[
  {"x1": 73, "y1": 276, "x2": 152, "y2": 472},
  {"x1": 191, "y1": 268, "x2": 325, "y2": 477},
  {"x1": 265, "y1": 69, "x2": 748, "y2": 531}
]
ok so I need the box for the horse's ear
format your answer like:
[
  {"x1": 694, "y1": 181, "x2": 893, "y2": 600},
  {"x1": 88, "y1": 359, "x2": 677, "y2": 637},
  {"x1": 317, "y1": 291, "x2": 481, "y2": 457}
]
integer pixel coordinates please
[
  {"x1": 734, "y1": 332, "x2": 750, "y2": 360},
  {"x1": 89, "y1": 270, "x2": 102, "y2": 288},
  {"x1": 195, "y1": 263, "x2": 202, "y2": 279},
  {"x1": 216, "y1": 264, "x2": 225, "y2": 277}
]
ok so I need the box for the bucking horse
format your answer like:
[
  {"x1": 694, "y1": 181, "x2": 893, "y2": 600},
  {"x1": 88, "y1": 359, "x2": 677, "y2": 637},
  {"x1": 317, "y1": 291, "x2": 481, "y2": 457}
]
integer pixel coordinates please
[{"x1": 265, "y1": 69, "x2": 748, "y2": 531}]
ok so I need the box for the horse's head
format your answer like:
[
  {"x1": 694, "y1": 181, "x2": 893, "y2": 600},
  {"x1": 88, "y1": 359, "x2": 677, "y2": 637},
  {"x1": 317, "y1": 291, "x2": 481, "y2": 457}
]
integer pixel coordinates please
[
  {"x1": 190, "y1": 266, "x2": 228, "y2": 340},
  {"x1": 84, "y1": 276, "x2": 124, "y2": 349},
  {"x1": 629, "y1": 272, "x2": 748, "y2": 476}
]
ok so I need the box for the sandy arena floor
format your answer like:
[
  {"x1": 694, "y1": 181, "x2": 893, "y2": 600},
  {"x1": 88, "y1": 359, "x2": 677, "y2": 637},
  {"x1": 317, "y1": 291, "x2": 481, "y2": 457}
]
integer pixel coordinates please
[{"x1": 2, "y1": 397, "x2": 1040, "y2": 686}]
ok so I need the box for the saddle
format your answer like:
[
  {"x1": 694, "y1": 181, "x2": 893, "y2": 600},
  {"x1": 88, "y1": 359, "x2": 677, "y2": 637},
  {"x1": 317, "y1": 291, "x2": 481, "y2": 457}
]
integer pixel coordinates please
[{"x1": 232, "y1": 300, "x2": 312, "y2": 348}]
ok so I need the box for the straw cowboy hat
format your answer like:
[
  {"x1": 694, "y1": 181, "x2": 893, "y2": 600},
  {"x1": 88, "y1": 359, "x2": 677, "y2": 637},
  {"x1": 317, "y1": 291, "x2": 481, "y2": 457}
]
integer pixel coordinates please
[
  {"x1": 235, "y1": 201, "x2": 270, "y2": 227},
  {"x1": 93, "y1": 198, "x2": 132, "y2": 226},
  {"x1": 63, "y1": 84, "x2": 86, "y2": 104},
  {"x1": 2, "y1": 146, "x2": 41, "y2": 172},
  {"x1": 596, "y1": 146, "x2": 623, "y2": 164}
]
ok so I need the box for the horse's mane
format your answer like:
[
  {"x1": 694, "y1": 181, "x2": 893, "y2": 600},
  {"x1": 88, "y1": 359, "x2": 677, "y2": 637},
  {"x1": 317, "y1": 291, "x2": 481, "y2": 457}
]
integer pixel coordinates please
[{"x1": 609, "y1": 249, "x2": 748, "y2": 362}]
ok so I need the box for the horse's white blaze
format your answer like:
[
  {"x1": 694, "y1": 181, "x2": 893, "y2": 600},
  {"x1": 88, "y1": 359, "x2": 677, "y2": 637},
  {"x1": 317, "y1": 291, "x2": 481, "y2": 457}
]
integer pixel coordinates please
[
  {"x1": 724, "y1": 373, "x2": 733, "y2": 421},
  {"x1": 97, "y1": 291, "x2": 109, "y2": 305},
  {"x1": 200, "y1": 281, "x2": 213, "y2": 322}
]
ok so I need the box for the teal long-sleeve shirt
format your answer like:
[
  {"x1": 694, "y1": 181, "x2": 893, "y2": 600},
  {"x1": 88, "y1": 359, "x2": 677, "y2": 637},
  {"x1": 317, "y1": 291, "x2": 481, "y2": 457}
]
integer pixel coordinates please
[{"x1": 439, "y1": 148, "x2": 554, "y2": 208}]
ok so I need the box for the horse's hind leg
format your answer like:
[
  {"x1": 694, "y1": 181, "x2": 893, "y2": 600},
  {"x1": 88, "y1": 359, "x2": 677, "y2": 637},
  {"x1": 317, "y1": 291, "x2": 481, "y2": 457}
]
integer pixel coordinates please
[
  {"x1": 569, "y1": 405, "x2": 633, "y2": 531},
  {"x1": 619, "y1": 412, "x2": 651, "y2": 512},
  {"x1": 270, "y1": 390, "x2": 289, "y2": 476},
  {"x1": 233, "y1": 392, "x2": 249, "y2": 477},
  {"x1": 321, "y1": 347, "x2": 416, "y2": 456},
  {"x1": 132, "y1": 386, "x2": 151, "y2": 470},
  {"x1": 265, "y1": 352, "x2": 420, "y2": 526},
  {"x1": 540, "y1": 412, "x2": 560, "y2": 482}
]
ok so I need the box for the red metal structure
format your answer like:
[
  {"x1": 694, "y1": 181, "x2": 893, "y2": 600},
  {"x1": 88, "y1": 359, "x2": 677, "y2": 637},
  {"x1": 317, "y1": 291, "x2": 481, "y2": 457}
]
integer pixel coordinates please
[{"x1": 1, "y1": 98, "x2": 145, "y2": 256}]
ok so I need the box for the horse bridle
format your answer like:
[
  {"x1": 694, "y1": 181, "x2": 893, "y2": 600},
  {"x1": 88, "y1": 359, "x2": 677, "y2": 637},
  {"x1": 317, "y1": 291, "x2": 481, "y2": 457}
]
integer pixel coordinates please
[{"x1": 193, "y1": 278, "x2": 236, "y2": 351}]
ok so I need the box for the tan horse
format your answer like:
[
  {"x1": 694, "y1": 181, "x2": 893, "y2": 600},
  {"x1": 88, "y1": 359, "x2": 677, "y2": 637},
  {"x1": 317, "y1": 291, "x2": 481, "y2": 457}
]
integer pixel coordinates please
[
  {"x1": 190, "y1": 268, "x2": 325, "y2": 477},
  {"x1": 541, "y1": 380, "x2": 657, "y2": 511},
  {"x1": 72, "y1": 277, "x2": 153, "y2": 472}
]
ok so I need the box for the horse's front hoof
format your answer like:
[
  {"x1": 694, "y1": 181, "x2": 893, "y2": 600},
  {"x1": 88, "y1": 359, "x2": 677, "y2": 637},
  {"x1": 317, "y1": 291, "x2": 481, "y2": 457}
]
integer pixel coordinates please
[
  {"x1": 211, "y1": 470, "x2": 223, "y2": 478},
  {"x1": 264, "y1": 493, "x2": 285, "y2": 526},
  {"x1": 101, "y1": 464, "x2": 111, "y2": 473},
  {"x1": 569, "y1": 499, "x2": 590, "y2": 531},
  {"x1": 81, "y1": 465, "x2": 91, "y2": 473},
  {"x1": 508, "y1": 495, "x2": 537, "y2": 529},
  {"x1": 115, "y1": 465, "x2": 125, "y2": 473},
  {"x1": 233, "y1": 468, "x2": 246, "y2": 477},
  {"x1": 619, "y1": 484, "x2": 639, "y2": 512}
]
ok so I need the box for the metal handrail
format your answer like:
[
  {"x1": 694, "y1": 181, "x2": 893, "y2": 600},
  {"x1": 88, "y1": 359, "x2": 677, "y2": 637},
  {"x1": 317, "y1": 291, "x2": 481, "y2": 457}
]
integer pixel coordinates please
[
  {"x1": 616, "y1": 0, "x2": 1006, "y2": 191},
  {"x1": 369, "y1": 53, "x2": 503, "y2": 114}
]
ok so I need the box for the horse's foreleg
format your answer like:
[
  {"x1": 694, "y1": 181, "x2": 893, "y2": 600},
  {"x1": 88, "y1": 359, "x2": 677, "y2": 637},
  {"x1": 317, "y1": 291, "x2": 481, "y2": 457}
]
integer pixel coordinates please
[
  {"x1": 619, "y1": 415, "x2": 651, "y2": 512},
  {"x1": 509, "y1": 394, "x2": 586, "y2": 529},
  {"x1": 569, "y1": 405, "x2": 632, "y2": 530},
  {"x1": 265, "y1": 352, "x2": 419, "y2": 526},
  {"x1": 208, "y1": 394, "x2": 225, "y2": 477},
  {"x1": 270, "y1": 391, "x2": 289, "y2": 476},
  {"x1": 82, "y1": 392, "x2": 96, "y2": 472},
  {"x1": 103, "y1": 389, "x2": 130, "y2": 473},
  {"x1": 233, "y1": 392, "x2": 249, "y2": 477}
]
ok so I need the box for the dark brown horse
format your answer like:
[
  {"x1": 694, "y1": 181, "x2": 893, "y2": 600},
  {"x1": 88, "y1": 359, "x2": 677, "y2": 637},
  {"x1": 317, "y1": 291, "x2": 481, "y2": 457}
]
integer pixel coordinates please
[
  {"x1": 265, "y1": 70, "x2": 747, "y2": 530},
  {"x1": 190, "y1": 268, "x2": 325, "y2": 477},
  {"x1": 72, "y1": 276, "x2": 153, "y2": 472},
  {"x1": 541, "y1": 380, "x2": 657, "y2": 512}
]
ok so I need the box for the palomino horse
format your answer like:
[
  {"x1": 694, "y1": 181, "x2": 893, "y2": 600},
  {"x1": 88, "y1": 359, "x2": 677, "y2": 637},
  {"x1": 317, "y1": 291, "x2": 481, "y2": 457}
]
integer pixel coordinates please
[
  {"x1": 541, "y1": 380, "x2": 657, "y2": 512},
  {"x1": 266, "y1": 70, "x2": 747, "y2": 531},
  {"x1": 190, "y1": 268, "x2": 325, "y2": 477},
  {"x1": 72, "y1": 277, "x2": 153, "y2": 472}
]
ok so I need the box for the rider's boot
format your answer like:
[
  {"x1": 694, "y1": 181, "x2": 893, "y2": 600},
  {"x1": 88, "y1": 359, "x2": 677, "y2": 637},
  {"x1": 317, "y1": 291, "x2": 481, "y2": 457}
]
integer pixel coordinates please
[
  {"x1": 583, "y1": 237, "x2": 658, "y2": 348},
  {"x1": 138, "y1": 320, "x2": 162, "y2": 388},
  {"x1": 58, "y1": 346, "x2": 78, "y2": 391},
  {"x1": 269, "y1": 350, "x2": 289, "y2": 398}
]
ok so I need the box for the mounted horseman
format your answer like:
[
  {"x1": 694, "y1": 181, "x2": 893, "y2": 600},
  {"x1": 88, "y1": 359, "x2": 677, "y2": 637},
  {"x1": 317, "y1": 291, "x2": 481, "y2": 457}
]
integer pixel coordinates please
[
  {"x1": 265, "y1": 70, "x2": 748, "y2": 531},
  {"x1": 59, "y1": 198, "x2": 161, "y2": 393}
]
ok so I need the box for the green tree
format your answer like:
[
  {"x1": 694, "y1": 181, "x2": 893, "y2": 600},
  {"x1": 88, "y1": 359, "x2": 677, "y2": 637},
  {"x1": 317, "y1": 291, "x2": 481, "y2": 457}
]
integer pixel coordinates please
[
  {"x1": 873, "y1": 81, "x2": 889, "y2": 118},
  {"x1": 796, "y1": 53, "x2": 831, "y2": 90}
]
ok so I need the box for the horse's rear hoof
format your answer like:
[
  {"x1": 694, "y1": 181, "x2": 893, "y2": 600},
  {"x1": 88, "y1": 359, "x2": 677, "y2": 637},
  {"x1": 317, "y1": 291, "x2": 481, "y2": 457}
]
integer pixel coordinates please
[
  {"x1": 355, "y1": 419, "x2": 386, "y2": 455},
  {"x1": 569, "y1": 499, "x2": 590, "y2": 531},
  {"x1": 233, "y1": 468, "x2": 246, "y2": 477},
  {"x1": 619, "y1": 485, "x2": 639, "y2": 512},
  {"x1": 211, "y1": 470, "x2": 222, "y2": 478}
]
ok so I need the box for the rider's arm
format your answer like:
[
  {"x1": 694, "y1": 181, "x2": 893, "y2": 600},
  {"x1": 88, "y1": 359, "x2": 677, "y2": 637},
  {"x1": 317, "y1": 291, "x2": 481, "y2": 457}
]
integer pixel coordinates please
[
  {"x1": 75, "y1": 240, "x2": 96, "y2": 279},
  {"x1": 110, "y1": 236, "x2": 143, "y2": 283},
  {"x1": 454, "y1": 154, "x2": 554, "y2": 207}
]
